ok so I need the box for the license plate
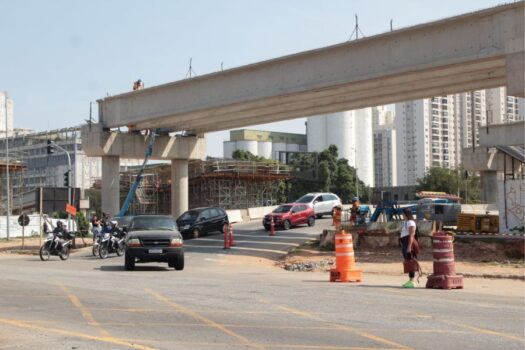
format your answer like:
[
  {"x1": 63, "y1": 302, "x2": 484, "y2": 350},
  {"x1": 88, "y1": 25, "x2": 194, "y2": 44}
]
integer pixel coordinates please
[{"x1": 148, "y1": 249, "x2": 163, "y2": 254}]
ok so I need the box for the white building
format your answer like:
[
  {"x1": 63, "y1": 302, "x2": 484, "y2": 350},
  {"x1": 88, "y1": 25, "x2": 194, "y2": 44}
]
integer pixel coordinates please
[
  {"x1": 395, "y1": 87, "x2": 524, "y2": 186},
  {"x1": 373, "y1": 106, "x2": 397, "y2": 187},
  {"x1": 395, "y1": 95, "x2": 460, "y2": 186},
  {"x1": 223, "y1": 129, "x2": 307, "y2": 161},
  {"x1": 0, "y1": 92, "x2": 14, "y2": 137},
  {"x1": 306, "y1": 108, "x2": 374, "y2": 187}
]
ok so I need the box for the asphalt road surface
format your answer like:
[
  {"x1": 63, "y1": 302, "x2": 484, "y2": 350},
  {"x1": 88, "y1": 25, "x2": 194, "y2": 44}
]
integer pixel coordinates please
[{"x1": 0, "y1": 219, "x2": 524, "y2": 350}]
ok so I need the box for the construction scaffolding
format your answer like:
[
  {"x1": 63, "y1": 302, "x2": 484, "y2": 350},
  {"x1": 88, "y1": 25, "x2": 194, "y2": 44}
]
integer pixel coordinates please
[
  {"x1": 120, "y1": 170, "x2": 160, "y2": 215},
  {"x1": 188, "y1": 160, "x2": 291, "y2": 209}
]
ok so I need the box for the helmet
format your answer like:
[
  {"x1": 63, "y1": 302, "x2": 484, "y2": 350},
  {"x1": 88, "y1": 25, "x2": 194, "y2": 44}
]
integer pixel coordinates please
[
  {"x1": 351, "y1": 197, "x2": 359, "y2": 203},
  {"x1": 56, "y1": 220, "x2": 63, "y2": 227},
  {"x1": 110, "y1": 220, "x2": 118, "y2": 226}
]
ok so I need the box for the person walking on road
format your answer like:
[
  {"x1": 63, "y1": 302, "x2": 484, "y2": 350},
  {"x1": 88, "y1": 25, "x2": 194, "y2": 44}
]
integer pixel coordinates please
[{"x1": 400, "y1": 208, "x2": 419, "y2": 288}]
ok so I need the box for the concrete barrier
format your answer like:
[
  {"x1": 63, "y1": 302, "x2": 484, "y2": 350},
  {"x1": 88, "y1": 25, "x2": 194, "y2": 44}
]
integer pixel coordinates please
[
  {"x1": 248, "y1": 206, "x2": 278, "y2": 220},
  {"x1": 226, "y1": 210, "x2": 244, "y2": 224}
]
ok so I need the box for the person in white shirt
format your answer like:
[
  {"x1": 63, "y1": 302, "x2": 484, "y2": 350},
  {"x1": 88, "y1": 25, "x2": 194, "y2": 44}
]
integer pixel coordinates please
[{"x1": 400, "y1": 208, "x2": 417, "y2": 288}]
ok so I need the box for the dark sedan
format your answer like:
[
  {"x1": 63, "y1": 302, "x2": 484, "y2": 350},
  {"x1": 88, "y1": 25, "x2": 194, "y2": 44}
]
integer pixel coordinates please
[
  {"x1": 176, "y1": 207, "x2": 229, "y2": 239},
  {"x1": 124, "y1": 215, "x2": 184, "y2": 271}
]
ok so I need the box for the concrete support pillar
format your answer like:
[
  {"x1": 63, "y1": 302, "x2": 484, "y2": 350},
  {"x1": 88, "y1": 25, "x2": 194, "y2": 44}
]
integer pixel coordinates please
[
  {"x1": 480, "y1": 171, "x2": 499, "y2": 204},
  {"x1": 171, "y1": 159, "x2": 189, "y2": 218},
  {"x1": 506, "y1": 53, "x2": 525, "y2": 97},
  {"x1": 101, "y1": 156, "x2": 120, "y2": 216}
]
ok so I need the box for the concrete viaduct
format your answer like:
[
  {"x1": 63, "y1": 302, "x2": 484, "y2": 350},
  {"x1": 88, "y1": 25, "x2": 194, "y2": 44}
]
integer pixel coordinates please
[{"x1": 82, "y1": 2, "x2": 525, "y2": 217}]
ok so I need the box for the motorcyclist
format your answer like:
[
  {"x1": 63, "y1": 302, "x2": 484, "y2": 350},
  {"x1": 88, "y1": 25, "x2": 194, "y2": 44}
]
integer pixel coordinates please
[
  {"x1": 52, "y1": 221, "x2": 68, "y2": 251},
  {"x1": 107, "y1": 220, "x2": 124, "y2": 249}
]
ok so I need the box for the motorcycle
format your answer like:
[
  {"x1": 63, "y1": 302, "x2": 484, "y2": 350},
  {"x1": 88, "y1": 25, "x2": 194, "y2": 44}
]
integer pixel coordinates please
[
  {"x1": 39, "y1": 232, "x2": 74, "y2": 261},
  {"x1": 99, "y1": 230, "x2": 125, "y2": 259}
]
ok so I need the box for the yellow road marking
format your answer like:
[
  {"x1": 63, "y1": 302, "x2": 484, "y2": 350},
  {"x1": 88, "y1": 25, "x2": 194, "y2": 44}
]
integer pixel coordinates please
[
  {"x1": 58, "y1": 284, "x2": 111, "y2": 338},
  {"x1": 441, "y1": 320, "x2": 524, "y2": 342},
  {"x1": 379, "y1": 288, "x2": 508, "y2": 310},
  {"x1": 275, "y1": 305, "x2": 412, "y2": 350},
  {"x1": 0, "y1": 318, "x2": 157, "y2": 350},
  {"x1": 145, "y1": 288, "x2": 265, "y2": 350}
]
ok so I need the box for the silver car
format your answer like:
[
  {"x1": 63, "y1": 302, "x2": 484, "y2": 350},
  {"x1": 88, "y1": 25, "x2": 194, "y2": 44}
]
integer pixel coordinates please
[{"x1": 295, "y1": 193, "x2": 342, "y2": 218}]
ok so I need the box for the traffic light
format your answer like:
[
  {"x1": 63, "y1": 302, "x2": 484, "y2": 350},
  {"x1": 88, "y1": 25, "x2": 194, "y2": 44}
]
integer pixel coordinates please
[
  {"x1": 63, "y1": 170, "x2": 71, "y2": 187},
  {"x1": 47, "y1": 140, "x2": 55, "y2": 154}
]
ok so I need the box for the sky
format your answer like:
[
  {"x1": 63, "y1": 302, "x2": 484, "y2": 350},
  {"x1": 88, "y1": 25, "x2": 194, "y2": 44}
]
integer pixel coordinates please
[{"x1": 0, "y1": 0, "x2": 508, "y2": 157}]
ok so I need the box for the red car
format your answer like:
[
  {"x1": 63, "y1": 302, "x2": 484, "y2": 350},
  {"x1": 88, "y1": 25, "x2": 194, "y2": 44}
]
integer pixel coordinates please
[{"x1": 263, "y1": 203, "x2": 316, "y2": 230}]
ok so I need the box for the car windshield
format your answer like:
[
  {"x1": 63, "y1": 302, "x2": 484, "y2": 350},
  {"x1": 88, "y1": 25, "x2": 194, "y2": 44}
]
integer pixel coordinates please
[
  {"x1": 295, "y1": 195, "x2": 315, "y2": 203},
  {"x1": 113, "y1": 216, "x2": 133, "y2": 227},
  {"x1": 273, "y1": 205, "x2": 292, "y2": 213},
  {"x1": 130, "y1": 217, "x2": 177, "y2": 231},
  {"x1": 179, "y1": 211, "x2": 199, "y2": 221}
]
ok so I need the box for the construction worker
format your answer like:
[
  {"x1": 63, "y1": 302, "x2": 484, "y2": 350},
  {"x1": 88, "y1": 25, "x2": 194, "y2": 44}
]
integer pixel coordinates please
[
  {"x1": 350, "y1": 197, "x2": 360, "y2": 225},
  {"x1": 133, "y1": 79, "x2": 144, "y2": 91}
]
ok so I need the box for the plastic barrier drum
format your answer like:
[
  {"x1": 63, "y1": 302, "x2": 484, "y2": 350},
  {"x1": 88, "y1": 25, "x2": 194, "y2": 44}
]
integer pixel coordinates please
[
  {"x1": 329, "y1": 230, "x2": 362, "y2": 282},
  {"x1": 426, "y1": 232, "x2": 463, "y2": 289}
]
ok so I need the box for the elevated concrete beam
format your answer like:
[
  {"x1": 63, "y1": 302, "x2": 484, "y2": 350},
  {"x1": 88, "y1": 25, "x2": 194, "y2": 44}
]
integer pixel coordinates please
[
  {"x1": 97, "y1": 2, "x2": 523, "y2": 133},
  {"x1": 81, "y1": 124, "x2": 206, "y2": 160},
  {"x1": 478, "y1": 121, "x2": 525, "y2": 147}
]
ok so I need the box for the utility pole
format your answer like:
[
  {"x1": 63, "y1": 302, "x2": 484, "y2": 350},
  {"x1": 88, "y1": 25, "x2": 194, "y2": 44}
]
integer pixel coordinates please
[{"x1": 4, "y1": 92, "x2": 10, "y2": 241}]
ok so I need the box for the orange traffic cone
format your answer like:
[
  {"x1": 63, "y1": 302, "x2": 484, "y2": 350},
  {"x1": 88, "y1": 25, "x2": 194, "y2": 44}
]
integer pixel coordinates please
[{"x1": 330, "y1": 229, "x2": 362, "y2": 282}]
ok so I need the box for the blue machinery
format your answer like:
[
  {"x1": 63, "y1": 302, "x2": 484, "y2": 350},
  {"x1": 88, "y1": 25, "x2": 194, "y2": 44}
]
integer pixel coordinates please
[{"x1": 117, "y1": 130, "x2": 158, "y2": 217}]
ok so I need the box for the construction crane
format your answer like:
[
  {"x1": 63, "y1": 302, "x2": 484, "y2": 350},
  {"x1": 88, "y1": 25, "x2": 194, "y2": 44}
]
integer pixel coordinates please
[{"x1": 117, "y1": 130, "x2": 158, "y2": 217}]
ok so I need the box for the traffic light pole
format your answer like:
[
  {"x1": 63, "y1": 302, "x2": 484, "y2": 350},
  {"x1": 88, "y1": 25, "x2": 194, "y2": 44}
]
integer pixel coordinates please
[{"x1": 51, "y1": 141, "x2": 72, "y2": 231}]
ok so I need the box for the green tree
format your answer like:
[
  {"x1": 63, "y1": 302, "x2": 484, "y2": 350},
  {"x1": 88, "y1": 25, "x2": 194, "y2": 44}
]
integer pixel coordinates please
[{"x1": 416, "y1": 167, "x2": 480, "y2": 203}]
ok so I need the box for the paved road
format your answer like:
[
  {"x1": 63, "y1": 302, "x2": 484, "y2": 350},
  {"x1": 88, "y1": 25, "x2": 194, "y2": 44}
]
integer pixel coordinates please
[{"x1": 0, "y1": 219, "x2": 524, "y2": 350}]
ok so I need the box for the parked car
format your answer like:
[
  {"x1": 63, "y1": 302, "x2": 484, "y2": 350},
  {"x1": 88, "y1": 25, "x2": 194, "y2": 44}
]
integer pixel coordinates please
[
  {"x1": 124, "y1": 215, "x2": 184, "y2": 271},
  {"x1": 263, "y1": 203, "x2": 315, "y2": 230},
  {"x1": 295, "y1": 192, "x2": 342, "y2": 218},
  {"x1": 176, "y1": 207, "x2": 229, "y2": 239}
]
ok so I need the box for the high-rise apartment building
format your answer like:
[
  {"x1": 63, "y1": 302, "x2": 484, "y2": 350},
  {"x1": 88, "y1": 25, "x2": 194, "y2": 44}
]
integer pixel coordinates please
[
  {"x1": 395, "y1": 95, "x2": 459, "y2": 186},
  {"x1": 395, "y1": 87, "x2": 523, "y2": 186},
  {"x1": 372, "y1": 106, "x2": 397, "y2": 187},
  {"x1": 307, "y1": 108, "x2": 374, "y2": 186}
]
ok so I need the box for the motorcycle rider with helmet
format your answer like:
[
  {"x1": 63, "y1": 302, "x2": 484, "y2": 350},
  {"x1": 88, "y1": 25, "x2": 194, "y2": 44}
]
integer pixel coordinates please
[{"x1": 52, "y1": 221, "x2": 68, "y2": 251}]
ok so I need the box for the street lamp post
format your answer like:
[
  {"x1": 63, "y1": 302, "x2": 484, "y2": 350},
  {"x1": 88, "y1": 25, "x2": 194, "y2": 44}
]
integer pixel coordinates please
[
  {"x1": 4, "y1": 93, "x2": 10, "y2": 241},
  {"x1": 51, "y1": 141, "x2": 72, "y2": 230}
]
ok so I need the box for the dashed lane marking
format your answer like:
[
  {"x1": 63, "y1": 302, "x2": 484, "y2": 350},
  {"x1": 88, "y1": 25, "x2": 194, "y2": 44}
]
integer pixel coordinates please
[
  {"x1": 58, "y1": 283, "x2": 111, "y2": 338},
  {"x1": 440, "y1": 319, "x2": 524, "y2": 342},
  {"x1": 0, "y1": 318, "x2": 157, "y2": 350},
  {"x1": 263, "y1": 302, "x2": 412, "y2": 350},
  {"x1": 188, "y1": 238, "x2": 301, "y2": 247},
  {"x1": 145, "y1": 288, "x2": 266, "y2": 350}
]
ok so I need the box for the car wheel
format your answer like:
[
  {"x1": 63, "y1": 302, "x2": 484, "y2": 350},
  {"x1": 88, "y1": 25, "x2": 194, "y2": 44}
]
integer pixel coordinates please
[
  {"x1": 173, "y1": 252, "x2": 184, "y2": 271},
  {"x1": 308, "y1": 216, "x2": 315, "y2": 227},
  {"x1": 124, "y1": 252, "x2": 135, "y2": 271},
  {"x1": 192, "y1": 228, "x2": 200, "y2": 239},
  {"x1": 264, "y1": 225, "x2": 270, "y2": 231},
  {"x1": 221, "y1": 222, "x2": 229, "y2": 234},
  {"x1": 283, "y1": 220, "x2": 291, "y2": 230}
]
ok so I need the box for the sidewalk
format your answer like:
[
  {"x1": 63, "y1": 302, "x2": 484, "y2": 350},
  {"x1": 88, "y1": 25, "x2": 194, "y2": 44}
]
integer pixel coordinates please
[{"x1": 0, "y1": 236, "x2": 91, "y2": 252}]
